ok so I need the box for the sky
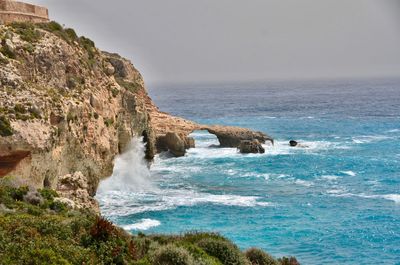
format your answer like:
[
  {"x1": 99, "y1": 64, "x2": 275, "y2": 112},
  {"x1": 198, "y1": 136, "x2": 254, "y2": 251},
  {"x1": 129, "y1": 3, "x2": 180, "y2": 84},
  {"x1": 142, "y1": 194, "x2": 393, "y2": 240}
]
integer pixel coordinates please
[{"x1": 25, "y1": 0, "x2": 400, "y2": 84}]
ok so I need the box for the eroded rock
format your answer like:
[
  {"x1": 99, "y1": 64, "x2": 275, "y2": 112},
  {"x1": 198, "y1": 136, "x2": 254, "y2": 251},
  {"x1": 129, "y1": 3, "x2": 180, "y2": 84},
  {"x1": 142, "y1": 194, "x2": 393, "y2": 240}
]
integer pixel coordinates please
[
  {"x1": 239, "y1": 140, "x2": 265, "y2": 154},
  {"x1": 165, "y1": 132, "x2": 186, "y2": 157},
  {"x1": 56, "y1": 171, "x2": 99, "y2": 212}
]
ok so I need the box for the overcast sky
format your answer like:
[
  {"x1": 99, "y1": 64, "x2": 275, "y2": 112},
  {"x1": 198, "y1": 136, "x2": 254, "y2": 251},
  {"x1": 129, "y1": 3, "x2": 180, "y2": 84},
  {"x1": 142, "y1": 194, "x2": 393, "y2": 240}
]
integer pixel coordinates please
[{"x1": 26, "y1": 0, "x2": 400, "y2": 84}]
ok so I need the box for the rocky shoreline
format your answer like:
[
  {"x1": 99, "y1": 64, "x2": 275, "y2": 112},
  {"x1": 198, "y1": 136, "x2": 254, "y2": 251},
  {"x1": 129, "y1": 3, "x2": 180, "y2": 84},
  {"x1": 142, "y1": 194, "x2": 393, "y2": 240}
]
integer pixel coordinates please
[{"x1": 0, "y1": 22, "x2": 273, "y2": 212}]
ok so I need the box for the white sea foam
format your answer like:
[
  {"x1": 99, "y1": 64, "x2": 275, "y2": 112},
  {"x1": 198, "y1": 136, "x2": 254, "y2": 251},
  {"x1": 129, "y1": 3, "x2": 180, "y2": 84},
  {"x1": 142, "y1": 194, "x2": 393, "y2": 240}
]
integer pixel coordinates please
[
  {"x1": 352, "y1": 135, "x2": 391, "y2": 144},
  {"x1": 98, "y1": 188, "x2": 272, "y2": 217},
  {"x1": 122, "y1": 219, "x2": 161, "y2": 231},
  {"x1": 97, "y1": 137, "x2": 153, "y2": 193},
  {"x1": 295, "y1": 179, "x2": 314, "y2": 187},
  {"x1": 320, "y1": 175, "x2": 340, "y2": 181},
  {"x1": 326, "y1": 188, "x2": 347, "y2": 194},
  {"x1": 327, "y1": 191, "x2": 400, "y2": 204},
  {"x1": 340, "y1": 171, "x2": 356, "y2": 177},
  {"x1": 381, "y1": 194, "x2": 400, "y2": 204}
]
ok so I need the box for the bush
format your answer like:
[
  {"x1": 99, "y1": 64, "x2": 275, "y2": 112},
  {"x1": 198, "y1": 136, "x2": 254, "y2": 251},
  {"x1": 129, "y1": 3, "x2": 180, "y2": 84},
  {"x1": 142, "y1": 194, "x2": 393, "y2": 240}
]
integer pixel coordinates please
[
  {"x1": 0, "y1": 43, "x2": 15, "y2": 59},
  {"x1": 90, "y1": 216, "x2": 117, "y2": 242},
  {"x1": 44, "y1": 21, "x2": 63, "y2": 32},
  {"x1": 0, "y1": 116, "x2": 13, "y2": 136},
  {"x1": 152, "y1": 245, "x2": 194, "y2": 265},
  {"x1": 9, "y1": 22, "x2": 42, "y2": 43},
  {"x1": 49, "y1": 200, "x2": 67, "y2": 213},
  {"x1": 10, "y1": 186, "x2": 29, "y2": 201},
  {"x1": 177, "y1": 242, "x2": 222, "y2": 265},
  {"x1": 23, "y1": 190, "x2": 44, "y2": 206},
  {"x1": 245, "y1": 248, "x2": 278, "y2": 265},
  {"x1": 277, "y1": 257, "x2": 300, "y2": 265},
  {"x1": 116, "y1": 77, "x2": 141, "y2": 93},
  {"x1": 197, "y1": 238, "x2": 249, "y2": 265},
  {"x1": 39, "y1": 188, "x2": 58, "y2": 200}
]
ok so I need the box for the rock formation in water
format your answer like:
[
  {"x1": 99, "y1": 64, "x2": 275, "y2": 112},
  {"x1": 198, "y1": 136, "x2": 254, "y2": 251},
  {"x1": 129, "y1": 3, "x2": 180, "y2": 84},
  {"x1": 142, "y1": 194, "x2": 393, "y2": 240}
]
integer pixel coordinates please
[
  {"x1": 0, "y1": 21, "x2": 273, "y2": 211},
  {"x1": 239, "y1": 139, "x2": 265, "y2": 154}
]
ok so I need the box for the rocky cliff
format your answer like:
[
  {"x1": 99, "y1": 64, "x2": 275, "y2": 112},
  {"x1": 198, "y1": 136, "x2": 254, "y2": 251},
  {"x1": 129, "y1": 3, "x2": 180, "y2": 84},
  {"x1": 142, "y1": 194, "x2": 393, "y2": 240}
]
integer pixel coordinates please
[
  {"x1": 0, "y1": 22, "x2": 158, "y2": 210},
  {"x1": 0, "y1": 22, "x2": 273, "y2": 211}
]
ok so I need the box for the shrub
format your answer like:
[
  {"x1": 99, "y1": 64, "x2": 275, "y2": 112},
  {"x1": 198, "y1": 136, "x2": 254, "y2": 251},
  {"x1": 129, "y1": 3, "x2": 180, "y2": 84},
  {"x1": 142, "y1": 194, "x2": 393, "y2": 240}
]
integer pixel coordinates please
[
  {"x1": 39, "y1": 188, "x2": 59, "y2": 201},
  {"x1": 64, "y1": 28, "x2": 78, "y2": 41},
  {"x1": 90, "y1": 216, "x2": 117, "y2": 242},
  {"x1": 177, "y1": 242, "x2": 222, "y2": 265},
  {"x1": 116, "y1": 77, "x2": 141, "y2": 93},
  {"x1": 44, "y1": 21, "x2": 63, "y2": 32},
  {"x1": 197, "y1": 238, "x2": 248, "y2": 265},
  {"x1": 245, "y1": 248, "x2": 278, "y2": 265},
  {"x1": 0, "y1": 43, "x2": 15, "y2": 59},
  {"x1": 14, "y1": 104, "x2": 26, "y2": 114},
  {"x1": 49, "y1": 200, "x2": 67, "y2": 213},
  {"x1": 23, "y1": 190, "x2": 44, "y2": 206},
  {"x1": 152, "y1": 245, "x2": 194, "y2": 265},
  {"x1": 9, "y1": 186, "x2": 29, "y2": 201},
  {"x1": 9, "y1": 22, "x2": 42, "y2": 43},
  {"x1": 0, "y1": 116, "x2": 13, "y2": 136},
  {"x1": 104, "y1": 118, "x2": 114, "y2": 127},
  {"x1": 277, "y1": 257, "x2": 300, "y2": 265}
]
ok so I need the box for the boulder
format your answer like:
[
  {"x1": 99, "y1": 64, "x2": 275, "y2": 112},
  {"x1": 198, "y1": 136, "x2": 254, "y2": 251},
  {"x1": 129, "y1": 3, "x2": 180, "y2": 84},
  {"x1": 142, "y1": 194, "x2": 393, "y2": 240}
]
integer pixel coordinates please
[
  {"x1": 239, "y1": 140, "x2": 265, "y2": 154},
  {"x1": 165, "y1": 132, "x2": 186, "y2": 157},
  {"x1": 56, "y1": 172, "x2": 99, "y2": 213},
  {"x1": 289, "y1": 140, "x2": 298, "y2": 147}
]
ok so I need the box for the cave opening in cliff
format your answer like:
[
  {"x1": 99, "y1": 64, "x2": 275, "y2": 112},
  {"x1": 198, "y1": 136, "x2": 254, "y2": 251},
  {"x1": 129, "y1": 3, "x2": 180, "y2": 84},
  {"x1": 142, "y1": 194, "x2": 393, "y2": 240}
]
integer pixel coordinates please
[{"x1": 0, "y1": 151, "x2": 30, "y2": 178}]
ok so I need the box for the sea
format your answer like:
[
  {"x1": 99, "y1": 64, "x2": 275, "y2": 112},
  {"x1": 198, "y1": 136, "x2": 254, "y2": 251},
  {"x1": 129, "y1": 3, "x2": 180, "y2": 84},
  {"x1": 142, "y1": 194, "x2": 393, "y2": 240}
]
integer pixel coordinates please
[{"x1": 96, "y1": 78, "x2": 400, "y2": 265}]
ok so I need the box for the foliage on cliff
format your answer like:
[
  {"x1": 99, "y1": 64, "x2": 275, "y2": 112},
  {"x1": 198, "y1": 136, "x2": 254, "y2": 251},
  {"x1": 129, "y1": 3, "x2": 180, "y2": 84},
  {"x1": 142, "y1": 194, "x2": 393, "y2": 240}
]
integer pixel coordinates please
[{"x1": 0, "y1": 184, "x2": 298, "y2": 265}]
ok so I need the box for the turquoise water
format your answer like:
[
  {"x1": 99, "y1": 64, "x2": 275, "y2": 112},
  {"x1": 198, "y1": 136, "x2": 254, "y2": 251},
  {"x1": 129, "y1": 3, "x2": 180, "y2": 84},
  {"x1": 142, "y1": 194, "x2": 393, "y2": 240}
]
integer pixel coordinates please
[{"x1": 97, "y1": 78, "x2": 400, "y2": 264}]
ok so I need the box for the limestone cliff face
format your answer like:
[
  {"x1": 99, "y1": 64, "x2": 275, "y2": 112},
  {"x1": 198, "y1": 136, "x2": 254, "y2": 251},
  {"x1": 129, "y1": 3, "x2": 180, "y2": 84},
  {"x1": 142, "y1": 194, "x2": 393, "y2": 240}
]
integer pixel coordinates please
[{"x1": 0, "y1": 23, "x2": 156, "y2": 209}]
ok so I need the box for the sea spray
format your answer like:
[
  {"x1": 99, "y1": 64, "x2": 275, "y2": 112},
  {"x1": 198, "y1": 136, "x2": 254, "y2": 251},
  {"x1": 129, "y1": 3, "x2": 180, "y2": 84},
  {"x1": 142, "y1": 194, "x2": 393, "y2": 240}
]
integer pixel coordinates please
[{"x1": 97, "y1": 137, "x2": 153, "y2": 193}]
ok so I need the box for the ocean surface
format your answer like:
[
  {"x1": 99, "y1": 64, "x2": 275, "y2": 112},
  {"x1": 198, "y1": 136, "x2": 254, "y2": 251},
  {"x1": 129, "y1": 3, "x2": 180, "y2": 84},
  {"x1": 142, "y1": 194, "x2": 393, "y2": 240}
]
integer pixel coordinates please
[{"x1": 97, "y1": 78, "x2": 400, "y2": 265}]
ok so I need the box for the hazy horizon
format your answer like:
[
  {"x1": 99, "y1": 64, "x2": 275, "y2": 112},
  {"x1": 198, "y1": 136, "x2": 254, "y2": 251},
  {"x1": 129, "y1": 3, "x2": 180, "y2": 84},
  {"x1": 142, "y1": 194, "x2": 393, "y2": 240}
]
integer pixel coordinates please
[{"x1": 25, "y1": 0, "x2": 400, "y2": 85}]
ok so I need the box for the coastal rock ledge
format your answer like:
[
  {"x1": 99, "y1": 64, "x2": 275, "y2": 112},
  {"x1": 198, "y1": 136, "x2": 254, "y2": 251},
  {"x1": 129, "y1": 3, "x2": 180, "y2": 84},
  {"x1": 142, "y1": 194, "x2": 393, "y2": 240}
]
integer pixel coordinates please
[{"x1": 0, "y1": 22, "x2": 272, "y2": 211}]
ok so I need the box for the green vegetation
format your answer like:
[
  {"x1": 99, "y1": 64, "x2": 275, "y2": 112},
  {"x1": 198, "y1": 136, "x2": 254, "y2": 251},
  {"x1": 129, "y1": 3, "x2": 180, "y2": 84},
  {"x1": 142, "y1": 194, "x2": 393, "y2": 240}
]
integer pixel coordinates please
[
  {"x1": 245, "y1": 248, "x2": 278, "y2": 265},
  {"x1": 36, "y1": 21, "x2": 97, "y2": 68},
  {"x1": 0, "y1": 116, "x2": 13, "y2": 136},
  {"x1": 37, "y1": 21, "x2": 76, "y2": 44},
  {"x1": 197, "y1": 238, "x2": 250, "y2": 265},
  {"x1": 0, "y1": 183, "x2": 298, "y2": 265},
  {"x1": 116, "y1": 77, "x2": 141, "y2": 94},
  {"x1": 0, "y1": 42, "x2": 16, "y2": 59},
  {"x1": 111, "y1": 87, "x2": 120, "y2": 98},
  {"x1": 0, "y1": 103, "x2": 42, "y2": 122},
  {"x1": 9, "y1": 22, "x2": 42, "y2": 43},
  {"x1": 104, "y1": 118, "x2": 114, "y2": 127}
]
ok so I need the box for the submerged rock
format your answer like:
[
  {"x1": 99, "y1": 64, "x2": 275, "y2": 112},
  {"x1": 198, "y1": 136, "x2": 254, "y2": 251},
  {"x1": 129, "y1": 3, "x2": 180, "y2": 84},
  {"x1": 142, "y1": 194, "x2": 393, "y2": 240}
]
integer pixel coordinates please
[{"x1": 239, "y1": 139, "x2": 265, "y2": 154}]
